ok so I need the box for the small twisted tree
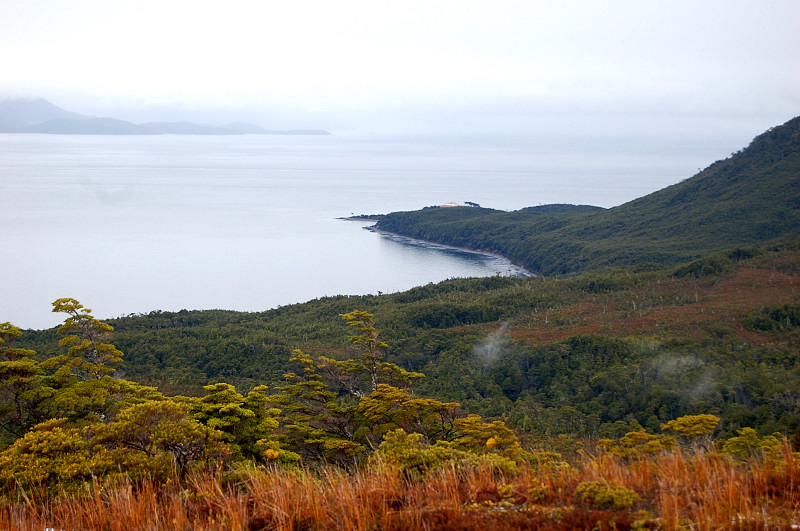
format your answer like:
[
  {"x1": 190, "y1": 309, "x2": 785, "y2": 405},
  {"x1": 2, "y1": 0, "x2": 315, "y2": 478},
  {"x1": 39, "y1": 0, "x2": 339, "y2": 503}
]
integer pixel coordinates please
[
  {"x1": 661, "y1": 414, "x2": 720, "y2": 448},
  {"x1": 0, "y1": 323, "x2": 43, "y2": 441},
  {"x1": 47, "y1": 298, "x2": 123, "y2": 379}
]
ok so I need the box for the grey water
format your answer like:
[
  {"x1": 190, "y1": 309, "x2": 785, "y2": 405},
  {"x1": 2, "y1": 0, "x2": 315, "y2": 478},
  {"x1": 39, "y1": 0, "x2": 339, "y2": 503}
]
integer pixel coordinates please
[{"x1": 2, "y1": 132, "x2": 728, "y2": 330}]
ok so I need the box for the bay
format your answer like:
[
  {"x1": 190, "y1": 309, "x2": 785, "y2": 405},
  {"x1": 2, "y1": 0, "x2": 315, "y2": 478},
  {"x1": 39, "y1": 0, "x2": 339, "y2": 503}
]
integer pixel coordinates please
[{"x1": 2, "y1": 132, "x2": 727, "y2": 330}]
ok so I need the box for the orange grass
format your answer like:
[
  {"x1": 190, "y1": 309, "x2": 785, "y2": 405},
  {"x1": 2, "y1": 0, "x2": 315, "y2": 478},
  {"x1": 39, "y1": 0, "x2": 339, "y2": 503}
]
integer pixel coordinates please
[
  {"x1": 2, "y1": 444, "x2": 798, "y2": 530},
  {"x1": 511, "y1": 263, "x2": 800, "y2": 346}
]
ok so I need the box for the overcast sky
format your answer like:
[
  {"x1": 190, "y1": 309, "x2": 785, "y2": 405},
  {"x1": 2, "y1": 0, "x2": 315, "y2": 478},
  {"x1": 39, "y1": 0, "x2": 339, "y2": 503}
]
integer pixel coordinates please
[{"x1": 1, "y1": 0, "x2": 799, "y2": 137}]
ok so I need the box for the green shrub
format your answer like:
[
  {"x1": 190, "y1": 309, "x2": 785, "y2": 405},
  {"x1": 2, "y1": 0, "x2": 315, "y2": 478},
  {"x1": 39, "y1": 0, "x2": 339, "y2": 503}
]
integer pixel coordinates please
[
  {"x1": 373, "y1": 429, "x2": 467, "y2": 475},
  {"x1": 721, "y1": 427, "x2": 782, "y2": 460},
  {"x1": 661, "y1": 414, "x2": 720, "y2": 440},
  {"x1": 574, "y1": 480, "x2": 642, "y2": 510},
  {"x1": 599, "y1": 429, "x2": 675, "y2": 459}
]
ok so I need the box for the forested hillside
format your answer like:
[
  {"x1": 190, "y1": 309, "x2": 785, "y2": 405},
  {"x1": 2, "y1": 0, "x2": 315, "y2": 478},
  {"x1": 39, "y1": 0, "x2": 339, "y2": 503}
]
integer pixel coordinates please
[
  {"x1": 13, "y1": 116, "x2": 800, "y2": 443},
  {"x1": 18, "y1": 243, "x2": 800, "y2": 438},
  {"x1": 376, "y1": 116, "x2": 800, "y2": 275}
]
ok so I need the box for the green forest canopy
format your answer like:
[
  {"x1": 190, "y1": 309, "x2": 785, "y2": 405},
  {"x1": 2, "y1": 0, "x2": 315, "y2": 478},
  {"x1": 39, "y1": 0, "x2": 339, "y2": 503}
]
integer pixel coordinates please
[{"x1": 16, "y1": 243, "x2": 800, "y2": 441}]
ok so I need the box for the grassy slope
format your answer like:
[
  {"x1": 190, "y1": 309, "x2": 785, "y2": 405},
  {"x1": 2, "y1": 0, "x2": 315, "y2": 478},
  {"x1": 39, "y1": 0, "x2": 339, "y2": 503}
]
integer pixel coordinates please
[{"x1": 376, "y1": 116, "x2": 800, "y2": 275}]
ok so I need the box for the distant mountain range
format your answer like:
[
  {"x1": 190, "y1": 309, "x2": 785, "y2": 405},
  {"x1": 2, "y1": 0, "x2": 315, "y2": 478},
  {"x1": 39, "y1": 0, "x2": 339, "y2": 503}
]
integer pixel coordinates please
[{"x1": 0, "y1": 98, "x2": 330, "y2": 135}]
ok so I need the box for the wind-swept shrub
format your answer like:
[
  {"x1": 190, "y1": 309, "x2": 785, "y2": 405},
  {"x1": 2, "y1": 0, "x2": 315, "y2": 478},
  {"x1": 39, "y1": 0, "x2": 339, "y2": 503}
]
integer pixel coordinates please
[
  {"x1": 0, "y1": 400, "x2": 232, "y2": 499},
  {"x1": 91, "y1": 399, "x2": 230, "y2": 475},
  {"x1": 574, "y1": 479, "x2": 642, "y2": 511},
  {"x1": 661, "y1": 414, "x2": 720, "y2": 446},
  {"x1": 599, "y1": 429, "x2": 675, "y2": 459},
  {"x1": 720, "y1": 427, "x2": 783, "y2": 460},
  {"x1": 373, "y1": 428, "x2": 467, "y2": 475},
  {"x1": 0, "y1": 418, "x2": 111, "y2": 497},
  {"x1": 188, "y1": 383, "x2": 281, "y2": 461}
]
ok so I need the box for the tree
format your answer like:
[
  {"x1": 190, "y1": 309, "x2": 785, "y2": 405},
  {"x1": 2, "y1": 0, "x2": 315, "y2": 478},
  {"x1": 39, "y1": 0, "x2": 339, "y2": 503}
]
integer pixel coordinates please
[
  {"x1": 356, "y1": 383, "x2": 460, "y2": 447},
  {"x1": 316, "y1": 311, "x2": 424, "y2": 398},
  {"x1": 270, "y1": 312, "x2": 466, "y2": 465},
  {"x1": 661, "y1": 414, "x2": 720, "y2": 446},
  {"x1": 720, "y1": 427, "x2": 782, "y2": 460},
  {"x1": 373, "y1": 428, "x2": 468, "y2": 475},
  {"x1": 0, "y1": 399, "x2": 233, "y2": 498},
  {"x1": 36, "y1": 299, "x2": 153, "y2": 424},
  {"x1": 451, "y1": 414, "x2": 523, "y2": 457},
  {"x1": 343, "y1": 311, "x2": 423, "y2": 392},
  {"x1": 45, "y1": 298, "x2": 123, "y2": 380},
  {"x1": 0, "y1": 323, "x2": 43, "y2": 443},
  {"x1": 0, "y1": 418, "x2": 108, "y2": 497},
  {"x1": 270, "y1": 349, "x2": 365, "y2": 465},
  {"x1": 267, "y1": 312, "x2": 432, "y2": 464},
  {"x1": 189, "y1": 383, "x2": 280, "y2": 461},
  {"x1": 91, "y1": 399, "x2": 230, "y2": 476}
]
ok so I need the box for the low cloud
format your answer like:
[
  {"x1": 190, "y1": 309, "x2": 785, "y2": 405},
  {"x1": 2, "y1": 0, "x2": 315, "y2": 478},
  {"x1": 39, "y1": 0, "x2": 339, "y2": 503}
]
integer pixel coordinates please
[
  {"x1": 473, "y1": 322, "x2": 511, "y2": 368},
  {"x1": 647, "y1": 353, "x2": 718, "y2": 400}
]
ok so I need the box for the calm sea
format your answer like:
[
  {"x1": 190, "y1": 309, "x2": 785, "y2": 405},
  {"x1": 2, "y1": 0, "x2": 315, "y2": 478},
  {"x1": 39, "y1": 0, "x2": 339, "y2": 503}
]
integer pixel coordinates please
[{"x1": 2, "y1": 132, "x2": 730, "y2": 329}]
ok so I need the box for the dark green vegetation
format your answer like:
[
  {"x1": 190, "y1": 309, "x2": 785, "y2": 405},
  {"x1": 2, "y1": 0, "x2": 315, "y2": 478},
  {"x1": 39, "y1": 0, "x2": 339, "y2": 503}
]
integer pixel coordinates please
[
  {"x1": 16, "y1": 243, "x2": 800, "y2": 442},
  {"x1": 376, "y1": 116, "x2": 800, "y2": 275},
  {"x1": 2, "y1": 303, "x2": 538, "y2": 499}
]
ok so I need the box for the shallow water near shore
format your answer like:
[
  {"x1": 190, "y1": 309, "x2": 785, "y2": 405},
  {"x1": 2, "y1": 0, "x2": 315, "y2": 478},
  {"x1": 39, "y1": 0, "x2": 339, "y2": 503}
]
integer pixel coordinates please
[{"x1": 2, "y1": 132, "x2": 730, "y2": 329}]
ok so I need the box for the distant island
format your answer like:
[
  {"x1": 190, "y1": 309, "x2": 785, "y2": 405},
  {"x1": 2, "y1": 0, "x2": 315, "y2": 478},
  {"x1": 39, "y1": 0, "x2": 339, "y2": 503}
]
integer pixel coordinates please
[{"x1": 0, "y1": 98, "x2": 330, "y2": 136}]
